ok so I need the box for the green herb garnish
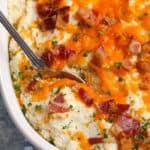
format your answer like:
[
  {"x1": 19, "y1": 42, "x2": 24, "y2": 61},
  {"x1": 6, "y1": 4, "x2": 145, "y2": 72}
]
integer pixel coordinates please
[
  {"x1": 34, "y1": 73, "x2": 42, "y2": 79},
  {"x1": 52, "y1": 40, "x2": 58, "y2": 46},
  {"x1": 22, "y1": 105, "x2": 26, "y2": 115},
  {"x1": 98, "y1": 30, "x2": 106, "y2": 36},
  {"x1": 69, "y1": 105, "x2": 74, "y2": 110},
  {"x1": 18, "y1": 72, "x2": 24, "y2": 80},
  {"x1": 28, "y1": 103, "x2": 32, "y2": 107},
  {"x1": 106, "y1": 117, "x2": 113, "y2": 123},
  {"x1": 73, "y1": 32, "x2": 80, "y2": 42},
  {"x1": 35, "y1": 105, "x2": 42, "y2": 111},
  {"x1": 114, "y1": 62, "x2": 122, "y2": 69},
  {"x1": 94, "y1": 144, "x2": 101, "y2": 150},
  {"x1": 142, "y1": 121, "x2": 150, "y2": 131},
  {"x1": 135, "y1": 133, "x2": 145, "y2": 140},
  {"x1": 132, "y1": 144, "x2": 138, "y2": 150},
  {"x1": 118, "y1": 76, "x2": 123, "y2": 82},
  {"x1": 54, "y1": 87, "x2": 61, "y2": 95},
  {"x1": 62, "y1": 124, "x2": 70, "y2": 129},
  {"x1": 14, "y1": 84, "x2": 21, "y2": 92},
  {"x1": 103, "y1": 129, "x2": 108, "y2": 138}
]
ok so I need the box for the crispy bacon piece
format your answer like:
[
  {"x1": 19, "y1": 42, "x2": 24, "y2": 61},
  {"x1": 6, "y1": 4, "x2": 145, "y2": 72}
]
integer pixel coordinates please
[
  {"x1": 40, "y1": 15, "x2": 57, "y2": 30},
  {"x1": 88, "y1": 137, "x2": 103, "y2": 145},
  {"x1": 117, "y1": 114, "x2": 140, "y2": 135},
  {"x1": 129, "y1": 38, "x2": 141, "y2": 54},
  {"x1": 56, "y1": 6, "x2": 70, "y2": 29},
  {"x1": 117, "y1": 104, "x2": 129, "y2": 113},
  {"x1": 98, "y1": 100, "x2": 117, "y2": 114},
  {"x1": 136, "y1": 41, "x2": 150, "y2": 73},
  {"x1": 97, "y1": 100, "x2": 129, "y2": 114},
  {"x1": 101, "y1": 16, "x2": 116, "y2": 26},
  {"x1": 49, "y1": 94, "x2": 69, "y2": 113},
  {"x1": 137, "y1": 61, "x2": 150, "y2": 73},
  {"x1": 91, "y1": 46, "x2": 106, "y2": 68},
  {"x1": 37, "y1": 1, "x2": 70, "y2": 30},
  {"x1": 77, "y1": 8, "x2": 98, "y2": 27},
  {"x1": 122, "y1": 58, "x2": 134, "y2": 70},
  {"x1": 26, "y1": 79, "x2": 38, "y2": 92},
  {"x1": 53, "y1": 93, "x2": 65, "y2": 103},
  {"x1": 41, "y1": 51, "x2": 54, "y2": 67},
  {"x1": 139, "y1": 73, "x2": 150, "y2": 90},
  {"x1": 37, "y1": 3, "x2": 58, "y2": 17},
  {"x1": 78, "y1": 88, "x2": 93, "y2": 106},
  {"x1": 110, "y1": 123, "x2": 123, "y2": 137},
  {"x1": 49, "y1": 102, "x2": 69, "y2": 113},
  {"x1": 56, "y1": 45, "x2": 75, "y2": 59}
]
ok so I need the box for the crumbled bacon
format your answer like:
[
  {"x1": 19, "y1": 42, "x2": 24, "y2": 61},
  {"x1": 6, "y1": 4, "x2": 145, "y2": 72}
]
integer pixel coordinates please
[
  {"x1": 97, "y1": 100, "x2": 129, "y2": 115},
  {"x1": 129, "y1": 38, "x2": 141, "y2": 54},
  {"x1": 56, "y1": 45, "x2": 75, "y2": 59},
  {"x1": 37, "y1": 3, "x2": 58, "y2": 17},
  {"x1": 78, "y1": 88, "x2": 93, "y2": 106},
  {"x1": 37, "y1": 1, "x2": 70, "y2": 30},
  {"x1": 88, "y1": 137, "x2": 103, "y2": 145},
  {"x1": 26, "y1": 79, "x2": 38, "y2": 92},
  {"x1": 137, "y1": 61, "x2": 150, "y2": 73},
  {"x1": 117, "y1": 114, "x2": 140, "y2": 135},
  {"x1": 101, "y1": 16, "x2": 116, "y2": 26},
  {"x1": 122, "y1": 58, "x2": 134, "y2": 70},
  {"x1": 136, "y1": 41, "x2": 150, "y2": 73},
  {"x1": 41, "y1": 51, "x2": 54, "y2": 67},
  {"x1": 110, "y1": 123, "x2": 123, "y2": 137},
  {"x1": 98, "y1": 99, "x2": 117, "y2": 114},
  {"x1": 77, "y1": 8, "x2": 98, "y2": 27},
  {"x1": 49, "y1": 94, "x2": 69, "y2": 113},
  {"x1": 142, "y1": 41, "x2": 150, "y2": 54},
  {"x1": 117, "y1": 104, "x2": 129, "y2": 113},
  {"x1": 40, "y1": 15, "x2": 57, "y2": 30},
  {"x1": 91, "y1": 46, "x2": 106, "y2": 68},
  {"x1": 53, "y1": 93, "x2": 65, "y2": 103},
  {"x1": 139, "y1": 73, "x2": 150, "y2": 90},
  {"x1": 56, "y1": 6, "x2": 70, "y2": 29},
  {"x1": 49, "y1": 102, "x2": 69, "y2": 113}
]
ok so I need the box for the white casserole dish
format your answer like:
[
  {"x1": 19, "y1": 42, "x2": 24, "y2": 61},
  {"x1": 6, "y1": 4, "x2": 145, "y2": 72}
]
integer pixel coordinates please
[{"x1": 0, "y1": 0, "x2": 58, "y2": 149}]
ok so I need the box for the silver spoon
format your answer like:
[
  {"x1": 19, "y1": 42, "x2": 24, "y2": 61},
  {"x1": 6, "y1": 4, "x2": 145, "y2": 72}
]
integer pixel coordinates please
[{"x1": 0, "y1": 11, "x2": 84, "y2": 83}]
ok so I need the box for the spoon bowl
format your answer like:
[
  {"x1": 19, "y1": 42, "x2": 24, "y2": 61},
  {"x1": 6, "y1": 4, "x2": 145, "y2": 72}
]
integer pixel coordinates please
[{"x1": 0, "y1": 10, "x2": 84, "y2": 83}]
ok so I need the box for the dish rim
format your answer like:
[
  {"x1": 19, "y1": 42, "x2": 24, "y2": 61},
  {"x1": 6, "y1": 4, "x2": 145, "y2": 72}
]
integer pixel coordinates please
[{"x1": 0, "y1": 1, "x2": 58, "y2": 149}]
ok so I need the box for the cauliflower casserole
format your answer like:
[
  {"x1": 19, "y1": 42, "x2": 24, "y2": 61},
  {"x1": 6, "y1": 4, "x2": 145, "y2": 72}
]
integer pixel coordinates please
[{"x1": 9, "y1": 0, "x2": 150, "y2": 149}]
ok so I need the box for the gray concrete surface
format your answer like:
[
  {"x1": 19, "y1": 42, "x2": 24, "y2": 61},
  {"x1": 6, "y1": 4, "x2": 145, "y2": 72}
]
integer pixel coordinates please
[{"x1": 0, "y1": 94, "x2": 25, "y2": 150}]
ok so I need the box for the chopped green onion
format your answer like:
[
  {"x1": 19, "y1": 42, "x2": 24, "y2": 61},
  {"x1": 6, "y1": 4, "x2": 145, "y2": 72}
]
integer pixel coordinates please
[
  {"x1": 69, "y1": 105, "x2": 74, "y2": 110},
  {"x1": 52, "y1": 40, "x2": 58, "y2": 46},
  {"x1": 28, "y1": 103, "x2": 32, "y2": 107},
  {"x1": 114, "y1": 62, "x2": 122, "y2": 69},
  {"x1": 118, "y1": 76, "x2": 123, "y2": 82},
  {"x1": 94, "y1": 144, "x2": 101, "y2": 150},
  {"x1": 73, "y1": 32, "x2": 80, "y2": 42},
  {"x1": 54, "y1": 87, "x2": 61, "y2": 95},
  {"x1": 103, "y1": 129, "x2": 108, "y2": 138},
  {"x1": 106, "y1": 117, "x2": 113, "y2": 123},
  {"x1": 14, "y1": 84, "x2": 21, "y2": 92},
  {"x1": 22, "y1": 105, "x2": 26, "y2": 115},
  {"x1": 18, "y1": 72, "x2": 24, "y2": 80},
  {"x1": 62, "y1": 124, "x2": 70, "y2": 129},
  {"x1": 135, "y1": 133, "x2": 145, "y2": 140},
  {"x1": 35, "y1": 105, "x2": 42, "y2": 111}
]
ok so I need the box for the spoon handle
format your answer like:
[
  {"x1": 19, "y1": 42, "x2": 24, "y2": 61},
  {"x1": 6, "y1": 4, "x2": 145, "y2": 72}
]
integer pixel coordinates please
[{"x1": 0, "y1": 10, "x2": 45, "y2": 68}]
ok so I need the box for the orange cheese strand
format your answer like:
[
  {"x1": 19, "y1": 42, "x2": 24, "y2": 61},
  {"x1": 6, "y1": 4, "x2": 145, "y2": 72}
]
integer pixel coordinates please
[
  {"x1": 32, "y1": 81, "x2": 49, "y2": 102},
  {"x1": 74, "y1": 132, "x2": 92, "y2": 150}
]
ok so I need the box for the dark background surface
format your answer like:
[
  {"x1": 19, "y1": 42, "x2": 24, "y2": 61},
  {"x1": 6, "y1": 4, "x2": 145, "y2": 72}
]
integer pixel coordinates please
[{"x1": 0, "y1": 93, "x2": 25, "y2": 150}]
